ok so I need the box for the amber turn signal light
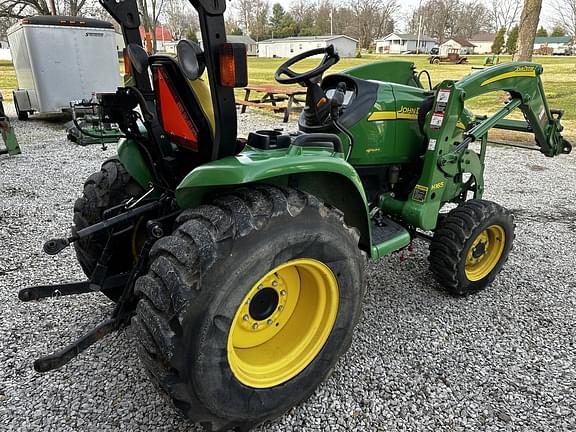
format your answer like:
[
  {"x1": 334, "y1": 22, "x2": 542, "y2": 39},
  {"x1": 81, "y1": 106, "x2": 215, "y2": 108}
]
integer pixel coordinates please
[{"x1": 219, "y1": 43, "x2": 248, "y2": 88}]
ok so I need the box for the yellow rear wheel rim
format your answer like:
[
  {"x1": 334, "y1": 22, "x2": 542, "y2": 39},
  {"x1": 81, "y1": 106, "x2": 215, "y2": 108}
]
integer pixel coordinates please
[
  {"x1": 465, "y1": 225, "x2": 506, "y2": 281},
  {"x1": 227, "y1": 259, "x2": 339, "y2": 388}
]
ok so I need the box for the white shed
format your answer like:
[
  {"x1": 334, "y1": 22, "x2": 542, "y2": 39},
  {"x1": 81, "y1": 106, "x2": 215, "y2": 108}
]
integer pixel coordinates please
[
  {"x1": 439, "y1": 37, "x2": 476, "y2": 55},
  {"x1": 258, "y1": 35, "x2": 358, "y2": 58},
  {"x1": 374, "y1": 33, "x2": 436, "y2": 54},
  {"x1": 469, "y1": 32, "x2": 495, "y2": 54}
]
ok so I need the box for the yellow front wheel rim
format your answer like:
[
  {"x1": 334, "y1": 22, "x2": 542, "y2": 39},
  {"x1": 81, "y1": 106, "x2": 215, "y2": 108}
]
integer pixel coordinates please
[
  {"x1": 227, "y1": 259, "x2": 339, "y2": 388},
  {"x1": 465, "y1": 225, "x2": 506, "y2": 281}
]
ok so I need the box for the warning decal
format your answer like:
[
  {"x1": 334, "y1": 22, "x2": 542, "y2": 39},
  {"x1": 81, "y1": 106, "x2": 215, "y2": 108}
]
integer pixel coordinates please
[
  {"x1": 412, "y1": 185, "x2": 429, "y2": 202},
  {"x1": 430, "y1": 113, "x2": 444, "y2": 128},
  {"x1": 436, "y1": 89, "x2": 451, "y2": 103}
]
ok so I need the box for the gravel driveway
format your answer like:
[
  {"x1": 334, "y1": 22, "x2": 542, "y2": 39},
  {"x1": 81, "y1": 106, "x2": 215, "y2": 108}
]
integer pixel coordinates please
[{"x1": 1, "y1": 108, "x2": 575, "y2": 431}]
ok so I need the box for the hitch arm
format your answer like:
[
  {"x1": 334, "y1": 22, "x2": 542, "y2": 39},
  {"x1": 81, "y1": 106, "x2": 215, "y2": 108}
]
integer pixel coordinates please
[
  {"x1": 43, "y1": 199, "x2": 163, "y2": 255},
  {"x1": 34, "y1": 319, "x2": 118, "y2": 372},
  {"x1": 19, "y1": 273, "x2": 129, "y2": 301}
]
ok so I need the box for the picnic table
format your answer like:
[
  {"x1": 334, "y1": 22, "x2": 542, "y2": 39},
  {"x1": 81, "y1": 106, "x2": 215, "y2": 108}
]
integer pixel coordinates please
[{"x1": 236, "y1": 85, "x2": 307, "y2": 122}]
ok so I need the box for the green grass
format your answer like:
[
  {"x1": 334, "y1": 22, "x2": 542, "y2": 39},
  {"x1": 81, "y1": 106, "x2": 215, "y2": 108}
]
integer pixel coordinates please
[
  {"x1": 0, "y1": 60, "x2": 17, "y2": 101},
  {"x1": 2, "y1": 55, "x2": 574, "y2": 135}
]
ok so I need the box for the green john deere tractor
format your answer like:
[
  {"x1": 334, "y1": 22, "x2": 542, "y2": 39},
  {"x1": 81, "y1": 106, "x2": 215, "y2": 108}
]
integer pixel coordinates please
[{"x1": 20, "y1": 0, "x2": 571, "y2": 430}]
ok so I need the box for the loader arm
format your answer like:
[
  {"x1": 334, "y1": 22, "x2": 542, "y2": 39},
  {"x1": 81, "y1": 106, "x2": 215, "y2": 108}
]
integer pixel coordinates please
[
  {"x1": 379, "y1": 62, "x2": 572, "y2": 231},
  {"x1": 445, "y1": 62, "x2": 571, "y2": 157}
]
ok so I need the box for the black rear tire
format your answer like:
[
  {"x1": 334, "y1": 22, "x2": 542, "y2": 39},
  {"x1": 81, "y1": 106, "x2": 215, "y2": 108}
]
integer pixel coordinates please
[
  {"x1": 73, "y1": 158, "x2": 144, "y2": 301},
  {"x1": 429, "y1": 199, "x2": 514, "y2": 296},
  {"x1": 132, "y1": 185, "x2": 365, "y2": 431}
]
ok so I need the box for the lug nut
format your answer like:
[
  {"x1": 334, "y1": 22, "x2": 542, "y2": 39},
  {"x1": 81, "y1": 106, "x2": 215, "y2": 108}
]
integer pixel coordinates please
[
  {"x1": 272, "y1": 281, "x2": 278, "y2": 287},
  {"x1": 252, "y1": 323, "x2": 259, "y2": 330},
  {"x1": 258, "y1": 284, "x2": 264, "y2": 290},
  {"x1": 243, "y1": 314, "x2": 249, "y2": 321},
  {"x1": 280, "y1": 290, "x2": 287, "y2": 296},
  {"x1": 267, "y1": 319, "x2": 273, "y2": 325},
  {"x1": 278, "y1": 305, "x2": 284, "y2": 311}
]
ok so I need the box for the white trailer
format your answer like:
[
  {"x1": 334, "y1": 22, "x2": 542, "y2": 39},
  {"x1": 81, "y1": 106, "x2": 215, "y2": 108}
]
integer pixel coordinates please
[{"x1": 7, "y1": 16, "x2": 121, "y2": 120}]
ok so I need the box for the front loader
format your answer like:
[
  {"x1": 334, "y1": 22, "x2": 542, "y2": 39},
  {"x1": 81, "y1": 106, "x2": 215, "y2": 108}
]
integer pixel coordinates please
[{"x1": 19, "y1": 0, "x2": 571, "y2": 429}]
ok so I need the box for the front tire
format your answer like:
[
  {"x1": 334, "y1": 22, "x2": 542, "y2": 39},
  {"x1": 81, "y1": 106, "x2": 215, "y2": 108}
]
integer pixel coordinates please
[
  {"x1": 429, "y1": 199, "x2": 514, "y2": 296},
  {"x1": 132, "y1": 185, "x2": 365, "y2": 430}
]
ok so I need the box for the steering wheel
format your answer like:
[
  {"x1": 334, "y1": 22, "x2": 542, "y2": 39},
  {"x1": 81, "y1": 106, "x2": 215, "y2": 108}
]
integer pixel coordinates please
[{"x1": 275, "y1": 45, "x2": 340, "y2": 85}]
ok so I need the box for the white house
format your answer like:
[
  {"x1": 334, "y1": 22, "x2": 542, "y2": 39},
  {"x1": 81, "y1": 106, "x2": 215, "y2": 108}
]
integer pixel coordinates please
[
  {"x1": 198, "y1": 34, "x2": 258, "y2": 56},
  {"x1": 533, "y1": 36, "x2": 573, "y2": 55},
  {"x1": 374, "y1": 33, "x2": 436, "y2": 54},
  {"x1": 228, "y1": 35, "x2": 258, "y2": 56},
  {"x1": 469, "y1": 32, "x2": 495, "y2": 54},
  {"x1": 439, "y1": 37, "x2": 476, "y2": 55},
  {"x1": 258, "y1": 35, "x2": 358, "y2": 58}
]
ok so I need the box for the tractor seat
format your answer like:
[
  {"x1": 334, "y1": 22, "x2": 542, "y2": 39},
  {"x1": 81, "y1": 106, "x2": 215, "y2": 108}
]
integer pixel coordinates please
[{"x1": 129, "y1": 41, "x2": 215, "y2": 155}]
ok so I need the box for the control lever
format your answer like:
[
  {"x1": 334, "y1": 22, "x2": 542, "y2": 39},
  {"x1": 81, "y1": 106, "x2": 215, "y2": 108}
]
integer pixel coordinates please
[
  {"x1": 330, "y1": 82, "x2": 354, "y2": 159},
  {"x1": 330, "y1": 82, "x2": 347, "y2": 120}
]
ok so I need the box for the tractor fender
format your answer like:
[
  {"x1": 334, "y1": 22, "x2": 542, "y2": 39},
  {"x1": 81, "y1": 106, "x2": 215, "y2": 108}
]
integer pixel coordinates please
[
  {"x1": 175, "y1": 150, "x2": 373, "y2": 254},
  {"x1": 117, "y1": 138, "x2": 154, "y2": 189}
]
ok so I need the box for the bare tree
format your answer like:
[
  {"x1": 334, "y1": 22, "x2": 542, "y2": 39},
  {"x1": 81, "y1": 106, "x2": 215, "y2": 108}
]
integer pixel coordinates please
[
  {"x1": 513, "y1": 0, "x2": 542, "y2": 60},
  {"x1": 453, "y1": 0, "x2": 493, "y2": 37},
  {"x1": 349, "y1": 0, "x2": 398, "y2": 49},
  {"x1": 231, "y1": 0, "x2": 269, "y2": 39},
  {"x1": 1, "y1": 0, "x2": 53, "y2": 19},
  {"x1": 138, "y1": 0, "x2": 166, "y2": 52},
  {"x1": 0, "y1": 0, "x2": 94, "y2": 19},
  {"x1": 491, "y1": 0, "x2": 522, "y2": 33},
  {"x1": 61, "y1": 0, "x2": 90, "y2": 16},
  {"x1": 552, "y1": 0, "x2": 576, "y2": 36},
  {"x1": 409, "y1": 0, "x2": 492, "y2": 42},
  {"x1": 162, "y1": 0, "x2": 199, "y2": 40},
  {"x1": 289, "y1": 0, "x2": 316, "y2": 35}
]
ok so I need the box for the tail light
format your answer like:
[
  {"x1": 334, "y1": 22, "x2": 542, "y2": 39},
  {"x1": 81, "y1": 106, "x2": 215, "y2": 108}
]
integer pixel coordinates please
[{"x1": 152, "y1": 66, "x2": 199, "y2": 151}]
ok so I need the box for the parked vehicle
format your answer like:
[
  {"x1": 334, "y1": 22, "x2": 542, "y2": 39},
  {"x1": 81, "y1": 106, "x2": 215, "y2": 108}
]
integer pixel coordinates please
[{"x1": 429, "y1": 48, "x2": 468, "y2": 64}]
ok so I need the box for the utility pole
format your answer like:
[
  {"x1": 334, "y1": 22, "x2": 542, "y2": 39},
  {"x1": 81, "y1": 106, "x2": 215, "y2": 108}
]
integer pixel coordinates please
[
  {"x1": 330, "y1": 6, "x2": 333, "y2": 36},
  {"x1": 416, "y1": 14, "x2": 423, "y2": 53}
]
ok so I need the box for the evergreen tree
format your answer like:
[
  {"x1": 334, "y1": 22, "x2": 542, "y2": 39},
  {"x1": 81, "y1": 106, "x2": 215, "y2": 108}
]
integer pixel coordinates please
[
  {"x1": 269, "y1": 3, "x2": 297, "y2": 38},
  {"x1": 506, "y1": 25, "x2": 519, "y2": 54},
  {"x1": 536, "y1": 26, "x2": 548, "y2": 37},
  {"x1": 492, "y1": 27, "x2": 506, "y2": 54},
  {"x1": 551, "y1": 25, "x2": 566, "y2": 36}
]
